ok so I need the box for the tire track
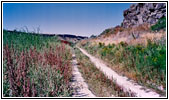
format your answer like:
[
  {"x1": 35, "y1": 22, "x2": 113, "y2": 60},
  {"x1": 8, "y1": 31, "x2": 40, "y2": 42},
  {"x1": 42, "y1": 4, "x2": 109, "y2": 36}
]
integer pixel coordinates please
[
  {"x1": 71, "y1": 52, "x2": 95, "y2": 97},
  {"x1": 78, "y1": 47, "x2": 161, "y2": 97}
]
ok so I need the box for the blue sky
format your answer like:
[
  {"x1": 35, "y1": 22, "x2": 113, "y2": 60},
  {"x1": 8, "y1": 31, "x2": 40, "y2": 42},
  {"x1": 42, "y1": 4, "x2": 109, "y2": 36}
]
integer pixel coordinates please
[{"x1": 3, "y1": 3, "x2": 132, "y2": 36}]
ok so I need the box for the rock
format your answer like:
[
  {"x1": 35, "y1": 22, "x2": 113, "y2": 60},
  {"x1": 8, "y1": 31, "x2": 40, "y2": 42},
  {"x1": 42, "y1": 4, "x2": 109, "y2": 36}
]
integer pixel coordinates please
[
  {"x1": 156, "y1": 13, "x2": 163, "y2": 19},
  {"x1": 155, "y1": 3, "x2": 166, "y2": 9},
  {"x1": 137, "y1": 15, "x2": 143, "y2": 24},
  {"x1": 150, "y1": 12, "x2": 156, "y2": 16},
  {"x1": 146, "y1": 3, "x2": 155, "y2": 10},
  {"x1": 121, "y1": 3, "x2": 166, "y2": 28},
  {"x1": 148, "y1": 18, "x2": 156, "y2": 24},
  {"x1": 161, "y1": 8, "x2": 166, "y2": 13}
]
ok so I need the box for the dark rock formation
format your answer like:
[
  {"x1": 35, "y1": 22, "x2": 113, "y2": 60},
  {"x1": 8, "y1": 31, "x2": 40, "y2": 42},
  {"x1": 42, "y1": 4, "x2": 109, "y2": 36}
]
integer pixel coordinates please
[
  {"x1": 121, "y1": 3, "x2": 166, "y2": 28},
  {"x1": 57, "y1": 34, "x2": 88, "y2": 43}
]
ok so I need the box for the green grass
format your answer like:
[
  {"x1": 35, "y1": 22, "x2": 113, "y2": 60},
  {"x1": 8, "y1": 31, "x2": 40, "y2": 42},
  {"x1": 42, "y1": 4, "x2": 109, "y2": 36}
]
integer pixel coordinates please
[
  {"x1": 3, "y1": 30, "x2": 73, "y2": 97},
  {"x1": 81, "y1": 38, "x2": 166, "y2": 94},
  {"x1": 3, "y1": 30, "x2": 60, "y2": 51}
]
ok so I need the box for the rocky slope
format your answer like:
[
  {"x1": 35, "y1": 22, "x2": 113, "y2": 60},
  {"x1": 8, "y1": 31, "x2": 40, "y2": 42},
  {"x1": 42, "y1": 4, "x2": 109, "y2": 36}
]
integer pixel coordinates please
[
  {"x1": 89, "y1": 3, "x2": 166, "y2": 46},
  {"x1": 122, "y1": 3, "x2": 166, "y2": 28}
]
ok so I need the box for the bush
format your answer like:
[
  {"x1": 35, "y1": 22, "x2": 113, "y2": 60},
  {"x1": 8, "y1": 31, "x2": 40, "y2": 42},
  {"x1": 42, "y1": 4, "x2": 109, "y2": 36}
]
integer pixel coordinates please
[
  {"x1": 151, "y1": 17, "x2": 166, "y2": 31},
  {"x1": 99, "y1": 42, "x2": 105, "y2": 48}
]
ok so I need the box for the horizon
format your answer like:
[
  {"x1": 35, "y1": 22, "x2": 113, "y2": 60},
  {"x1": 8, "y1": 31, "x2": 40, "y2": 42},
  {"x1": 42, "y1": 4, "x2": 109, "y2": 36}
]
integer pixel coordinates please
[{"x1": 3, "y1": 3, "x2": 132, "y2": 36}]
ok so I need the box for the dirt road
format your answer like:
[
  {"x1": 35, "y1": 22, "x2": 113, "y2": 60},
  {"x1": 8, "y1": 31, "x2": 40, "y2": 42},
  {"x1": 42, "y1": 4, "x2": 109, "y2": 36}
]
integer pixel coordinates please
[{"x1": 78, "y1": 47, "x2": 161, "y2": 97}]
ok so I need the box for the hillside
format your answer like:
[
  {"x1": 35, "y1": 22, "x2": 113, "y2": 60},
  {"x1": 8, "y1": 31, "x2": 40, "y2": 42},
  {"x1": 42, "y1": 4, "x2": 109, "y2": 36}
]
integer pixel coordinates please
[
  {"x1": 88, "y1": 3, "x2": 166, "y2": 46},
  {"x1": 5, "y1": 30, "x2": 87, "y2": 44}
]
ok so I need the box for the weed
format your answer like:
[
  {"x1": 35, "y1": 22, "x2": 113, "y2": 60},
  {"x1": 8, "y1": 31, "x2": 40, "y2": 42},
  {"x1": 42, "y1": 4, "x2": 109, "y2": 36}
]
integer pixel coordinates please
[{"x1": 3, "y1": 30, "x2": 73, "y2": 97}]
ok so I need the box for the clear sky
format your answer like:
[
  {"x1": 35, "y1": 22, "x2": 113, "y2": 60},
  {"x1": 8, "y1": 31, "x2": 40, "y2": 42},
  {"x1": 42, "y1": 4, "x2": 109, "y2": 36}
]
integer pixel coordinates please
[{"x1": 3, "y1": 3, "x2": 132, "y2": 36}]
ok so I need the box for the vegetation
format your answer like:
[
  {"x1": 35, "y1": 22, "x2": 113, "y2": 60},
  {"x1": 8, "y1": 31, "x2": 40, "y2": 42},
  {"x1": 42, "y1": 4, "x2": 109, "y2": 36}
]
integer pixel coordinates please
[
  {"x1": 74, "y1": 48, "x2": 136, "y2": 97},
  {"x1": 3, "y1": 14, "x2": 166, "y2": 97},
  {"x1": 99, "y1": 26, "x2": 124, "y2": 37},
  {"x1": 151, "y1": 17, "x2": 166, "y2": 31},
  {"x1": 3, "y1": 30, "x2": 73, "y2": 97},
  {"x1": 81, "y1": 38, "x2": 166, "y2": 94},
  {"x1": 3, "y1": 30, "x2": 60, "y2": 51}
]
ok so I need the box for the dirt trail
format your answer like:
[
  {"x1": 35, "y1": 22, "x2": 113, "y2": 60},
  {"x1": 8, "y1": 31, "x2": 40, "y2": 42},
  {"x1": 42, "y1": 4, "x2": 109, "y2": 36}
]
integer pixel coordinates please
[
  {"x1": 78, "y1": 47, "x2": 161, "y2": 97},
  {"x1": 71, "y1": 52, "x2": 95, "y2": 97}
]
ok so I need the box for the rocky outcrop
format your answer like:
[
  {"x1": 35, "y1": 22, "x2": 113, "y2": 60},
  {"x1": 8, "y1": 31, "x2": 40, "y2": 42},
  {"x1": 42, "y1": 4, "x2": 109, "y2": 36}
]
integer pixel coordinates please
[{"x1": 122, "y1": 3, "x2": 166, "y2": 28}]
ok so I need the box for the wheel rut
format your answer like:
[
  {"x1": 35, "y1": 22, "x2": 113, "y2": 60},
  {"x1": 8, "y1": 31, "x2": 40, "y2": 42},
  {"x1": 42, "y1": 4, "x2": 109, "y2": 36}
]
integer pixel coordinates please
[
  {"x1": 71, "y1": 52, "x2": 95, "y2": 97},
  {"x1": 78, "y1": 47, "x2": 161, "y2": 97}
]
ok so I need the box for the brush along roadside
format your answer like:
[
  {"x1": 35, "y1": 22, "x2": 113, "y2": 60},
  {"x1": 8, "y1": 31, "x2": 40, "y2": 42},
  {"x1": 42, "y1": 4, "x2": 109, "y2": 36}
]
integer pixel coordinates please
[
  {"x1": 78, "y1": 47, "x2": 163, "y2": 97},
  {"x1": 80, "y1": 39, "x2": 166, "y2": 96}
]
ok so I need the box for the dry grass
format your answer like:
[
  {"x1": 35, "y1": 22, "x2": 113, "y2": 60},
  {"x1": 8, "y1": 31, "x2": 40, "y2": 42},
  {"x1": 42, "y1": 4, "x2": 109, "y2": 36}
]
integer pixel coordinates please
[
  {"x1": 128, "y1": 32, "x2": 165, "y2": 46},
  {"x1": 92, "y1": 23, "x2": 165, "y2": 46}
]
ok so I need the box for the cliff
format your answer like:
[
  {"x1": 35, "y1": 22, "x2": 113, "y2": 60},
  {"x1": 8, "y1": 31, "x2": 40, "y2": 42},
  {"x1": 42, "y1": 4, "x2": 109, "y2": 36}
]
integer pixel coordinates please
[{"x1": 121, "y1": 3, "x2": 166, "y2": 28}]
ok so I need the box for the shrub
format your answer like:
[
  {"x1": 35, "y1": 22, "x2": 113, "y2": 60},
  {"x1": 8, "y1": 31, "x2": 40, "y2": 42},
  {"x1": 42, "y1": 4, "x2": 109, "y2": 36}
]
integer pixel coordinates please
[
  {"x1": 119, "y1": 41, "x2": 128, "y2": 47},
  {"x1": 151, "y1": 17, "x2": 166, "y2": 31},
  {"x1": 99, "y1": 42, "x2": 105, "y2": 48}
]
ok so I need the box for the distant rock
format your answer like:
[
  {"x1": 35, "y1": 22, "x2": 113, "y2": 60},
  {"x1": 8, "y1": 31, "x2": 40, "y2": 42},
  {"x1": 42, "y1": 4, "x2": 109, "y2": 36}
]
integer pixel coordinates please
[
  {"x1": 121, "y1": 3, "x2": 166, "y2": 28},
  {"x1": 90, "y1": 35, "x2": 97, "y2": 38},
  {"x1": 57, "y1": 34, "x2": 88, "y2": 43}
]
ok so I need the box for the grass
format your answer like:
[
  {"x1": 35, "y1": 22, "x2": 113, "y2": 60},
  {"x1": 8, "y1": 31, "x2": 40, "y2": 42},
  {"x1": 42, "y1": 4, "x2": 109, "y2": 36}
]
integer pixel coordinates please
[
  {"x1": 74, "y1": 47, "x2": 136, "y2": 97},
  {"x1": 3, "y1": 30, "x2": 60, "y2": 51},
  {"x1": 3, "y1": 30, "x2": 73, "y2": 97},
  {"x1": 80, "y1": 37, "x2": 166, "y2": 95}
]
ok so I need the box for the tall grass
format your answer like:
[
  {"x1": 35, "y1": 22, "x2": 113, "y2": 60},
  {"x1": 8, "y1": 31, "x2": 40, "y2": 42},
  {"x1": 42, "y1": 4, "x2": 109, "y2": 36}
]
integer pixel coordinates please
[
  {"x1": 3, "y1": 30, "x2": 59, "y2": 51},
  {"x1": 3, "y1": 30, "x2": 73, "y2": 97}
]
